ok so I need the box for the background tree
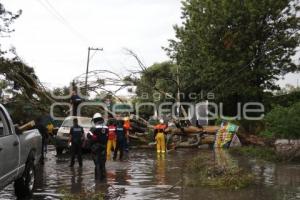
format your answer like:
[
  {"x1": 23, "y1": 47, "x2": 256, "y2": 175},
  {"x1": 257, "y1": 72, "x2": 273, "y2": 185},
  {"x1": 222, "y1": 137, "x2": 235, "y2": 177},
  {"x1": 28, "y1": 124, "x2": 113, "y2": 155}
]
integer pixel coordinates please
[
  {"x1": 165, "y1": 0, "x2": 300, "y2": 116},
  {"x1": 134, "y1": 61, "x2": 178, "y2": 102},
  {"x1": 0, "y1": 3, "x2": 54, "y2": 122},
  {"x1": 127, "y1": 61, "x2": 180, "y2": 119},
  {"x1": 0, "y1": 3, "x2": 21, "y2": 38}
]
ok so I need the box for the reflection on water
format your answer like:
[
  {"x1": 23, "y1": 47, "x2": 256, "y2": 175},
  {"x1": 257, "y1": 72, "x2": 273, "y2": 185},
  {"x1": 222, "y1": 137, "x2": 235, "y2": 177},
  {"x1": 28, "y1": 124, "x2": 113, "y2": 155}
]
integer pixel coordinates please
[
  {"x1": 156, "y1": 154, "x2": 166, "y2": 185},
  {"x1": 0, "y1": 146, "x2": 299, "y2": 200},
  {"x1": 70, "y1": 168, "x2": 84, "y2": 194}
]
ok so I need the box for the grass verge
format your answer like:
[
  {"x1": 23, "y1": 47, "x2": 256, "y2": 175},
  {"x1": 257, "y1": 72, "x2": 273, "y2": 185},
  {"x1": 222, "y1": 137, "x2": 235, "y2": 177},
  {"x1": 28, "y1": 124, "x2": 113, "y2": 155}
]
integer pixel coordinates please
[
  {"x1": 60, "y1": 190, "x2": 104, "y2": 200},
  {"x1": 229, "y1": 146, "x2": 281, "y2": 162},
  {"x1": 184, "y1": 155, "x2": 254, "y2": 189}
]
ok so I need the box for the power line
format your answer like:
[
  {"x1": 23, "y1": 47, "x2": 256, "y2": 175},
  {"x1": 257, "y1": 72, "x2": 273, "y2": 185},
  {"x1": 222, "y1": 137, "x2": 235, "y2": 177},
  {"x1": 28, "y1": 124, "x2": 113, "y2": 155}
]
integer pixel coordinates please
[
  {"x1": 36, "y1": 0, "x2": 89, "y2": 45},
  {"x1": 43, "y1": 0, "x2": 70, "y2": 23},
  {"x1": 43, "y1": 0, "x2": 89, "y2": 43}
]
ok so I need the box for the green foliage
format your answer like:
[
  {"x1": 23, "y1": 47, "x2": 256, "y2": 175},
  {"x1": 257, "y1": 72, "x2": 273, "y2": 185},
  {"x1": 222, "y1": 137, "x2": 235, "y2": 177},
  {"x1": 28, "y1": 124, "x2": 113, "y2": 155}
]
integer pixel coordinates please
[
  {"x1": 166, "y1": 0, "x2": 300, "y2": 115},
  {"x1": 0, "y1": 3, "x2": 55, "y2": 119},
  {"x1": 185, "y1": 155, "x2": 254, "y2": 189},
  {"x1": 262, "y1": 102, "x2": 300, "y2": 139},
  {"x1": 135, "y1": 61, "x2": 179, "y2": 102},
  {"x1": 229, "y1": 146, "x2": 281, "y2": 162},
  {"x1": 5, "y1": 95, "x2": 45, "y2": 123},
  {"x1": 259, "y1": 130, "x2": 274, "y2": 139},
  {"x1": 214, "y1": 118, "x2": 224, "y2": 126},
  {"x1": 268, "y1": 85, "x2": 300, "y2": 108},
  {"x1": 130, "y1": 61, "x2": 179, "y2": 118}
]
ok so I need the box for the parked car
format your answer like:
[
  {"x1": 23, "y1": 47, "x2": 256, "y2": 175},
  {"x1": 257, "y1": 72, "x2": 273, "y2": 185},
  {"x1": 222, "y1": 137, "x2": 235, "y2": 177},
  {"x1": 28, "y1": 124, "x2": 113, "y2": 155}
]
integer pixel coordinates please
[
  {"x1": 0, "y1": 104, "x2": 42, "y2": 198},
  {"x1": 53, "y1": 116, "x2": 92, "y2": 155}
]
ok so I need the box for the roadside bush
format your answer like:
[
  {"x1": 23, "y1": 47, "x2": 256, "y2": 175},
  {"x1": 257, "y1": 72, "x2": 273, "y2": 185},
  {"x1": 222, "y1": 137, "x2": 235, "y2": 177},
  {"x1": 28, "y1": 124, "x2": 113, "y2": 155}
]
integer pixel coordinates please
[
  {"x1": 261, "y1": 102, "x2": 300, "y2": 139},
  {"x1": 229, "y1": 147, "x2": 281, "y2": 162}
]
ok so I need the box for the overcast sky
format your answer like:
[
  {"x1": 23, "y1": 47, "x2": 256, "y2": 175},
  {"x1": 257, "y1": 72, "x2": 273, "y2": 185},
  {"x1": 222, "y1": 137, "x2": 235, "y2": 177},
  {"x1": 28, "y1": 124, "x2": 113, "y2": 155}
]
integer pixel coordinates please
[
  {"x1": 1, "y1": 0, "x2": 182, "y2": 89},
  {"x1": 1, "y1": 0, "x2": 299, "y2": 91}
]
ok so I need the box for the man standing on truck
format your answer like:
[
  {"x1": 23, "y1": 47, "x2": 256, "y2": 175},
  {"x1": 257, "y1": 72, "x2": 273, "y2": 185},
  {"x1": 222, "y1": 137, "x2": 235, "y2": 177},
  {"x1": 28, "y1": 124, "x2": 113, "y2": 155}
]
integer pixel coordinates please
[
  {"x1": 69, "y1": 118, "x2": 84, "y2": 167},
  {"x1": 70, "y1": 90, "x2": 82, "y2": 116},
  {"x1": 87, "y1": 113, "x2": 108, "y2": 180}
]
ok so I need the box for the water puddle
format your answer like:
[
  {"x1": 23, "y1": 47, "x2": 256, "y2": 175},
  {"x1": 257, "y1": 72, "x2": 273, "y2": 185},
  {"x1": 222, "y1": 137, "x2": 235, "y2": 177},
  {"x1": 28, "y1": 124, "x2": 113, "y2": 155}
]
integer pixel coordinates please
[{"x1": 0, "y1": 146, "x2": 299, "y2": 200}]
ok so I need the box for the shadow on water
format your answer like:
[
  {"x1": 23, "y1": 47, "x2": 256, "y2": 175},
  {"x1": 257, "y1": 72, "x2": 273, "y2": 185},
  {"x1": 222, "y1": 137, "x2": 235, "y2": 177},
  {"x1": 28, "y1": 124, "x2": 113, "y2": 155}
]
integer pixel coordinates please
[{"x1": 0, "y1": 145, "x2": 299, "y2": 200}]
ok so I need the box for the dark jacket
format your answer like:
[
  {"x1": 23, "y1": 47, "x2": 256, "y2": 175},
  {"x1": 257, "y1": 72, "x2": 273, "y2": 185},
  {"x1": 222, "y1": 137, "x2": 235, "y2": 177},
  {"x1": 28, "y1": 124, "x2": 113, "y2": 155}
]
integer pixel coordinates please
[
  {"x1": 88, "y1": 124, "x2": 108, "y2": 153},
  {"x1": 116, "y1": 125, "x2": 126, "y2": 141},
  {"x1": 70, "y1": 125, "x2": 84, "y2": 144}
]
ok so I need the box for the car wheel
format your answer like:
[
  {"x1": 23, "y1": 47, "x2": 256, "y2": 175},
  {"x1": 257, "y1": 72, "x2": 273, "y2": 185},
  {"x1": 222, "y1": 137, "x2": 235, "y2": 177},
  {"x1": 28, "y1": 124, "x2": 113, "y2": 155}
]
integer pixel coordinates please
[
  {"x1": 56, "y1": 147, "x2": 63, "y2": 155},
  {"x1": 14, "y1": 158, "x2": 36, "y2": 198}
]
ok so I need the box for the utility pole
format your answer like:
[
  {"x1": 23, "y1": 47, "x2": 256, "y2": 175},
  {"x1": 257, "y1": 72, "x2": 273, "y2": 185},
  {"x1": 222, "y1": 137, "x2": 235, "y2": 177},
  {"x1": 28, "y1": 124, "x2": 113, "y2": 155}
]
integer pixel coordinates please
[
  {"x1": 85, "y1": 47, "x2": 103, "y2": 95},
  {"x1": 176, "y1": 64, "x2": 181, "y2": 117},
  {"x1": 176, "y1": 65, "x2": 180, "y2": 102}
]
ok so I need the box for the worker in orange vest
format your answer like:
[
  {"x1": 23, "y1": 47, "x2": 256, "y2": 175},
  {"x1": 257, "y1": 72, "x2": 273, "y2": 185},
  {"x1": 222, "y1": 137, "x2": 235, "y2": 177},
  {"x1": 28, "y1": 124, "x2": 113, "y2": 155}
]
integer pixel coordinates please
[
  {"x1": 154, "y1": 119, "x2": 167, "y2": 154},
  {"x1": 123, "y1": 117, "x2": 131, "y2": 154}
]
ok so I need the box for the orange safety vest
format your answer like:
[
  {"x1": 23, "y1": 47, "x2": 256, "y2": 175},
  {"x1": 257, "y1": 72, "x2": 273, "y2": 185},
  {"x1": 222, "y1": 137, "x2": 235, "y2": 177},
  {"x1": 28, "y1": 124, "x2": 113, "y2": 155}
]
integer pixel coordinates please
[
  {"x1": 154, "y1": 124, "x2": 167, "y2": 131},
  {"x1": 123, "y1": 121, "x2": 131, "y2": 130},
  {"x1": 108, "y1": 125, "x2": 117, "y2": 140}
]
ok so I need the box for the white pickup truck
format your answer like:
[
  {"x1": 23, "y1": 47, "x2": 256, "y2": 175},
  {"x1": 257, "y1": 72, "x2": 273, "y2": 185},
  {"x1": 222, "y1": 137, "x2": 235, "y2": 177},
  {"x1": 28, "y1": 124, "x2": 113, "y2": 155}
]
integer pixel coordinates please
[{"x1": 0, "y1": 104, "x2": 42, "y2": 198}]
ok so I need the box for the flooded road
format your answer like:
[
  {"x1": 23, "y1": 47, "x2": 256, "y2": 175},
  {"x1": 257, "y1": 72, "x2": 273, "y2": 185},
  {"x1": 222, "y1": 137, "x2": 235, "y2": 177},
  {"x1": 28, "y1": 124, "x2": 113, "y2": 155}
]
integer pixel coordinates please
[{"x1": 1, "y1": 145, "x2": 300, "y2": 200}]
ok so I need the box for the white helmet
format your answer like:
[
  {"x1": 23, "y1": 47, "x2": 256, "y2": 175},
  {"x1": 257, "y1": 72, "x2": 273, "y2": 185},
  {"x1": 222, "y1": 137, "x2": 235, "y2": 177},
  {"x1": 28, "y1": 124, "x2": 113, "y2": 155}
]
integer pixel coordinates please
[
  {"x1": 93, "y1": 113, "x2": 102, "y2": 120},
  {"x1": 159, "y1": 119, "x2": 164, "y2": 124}
]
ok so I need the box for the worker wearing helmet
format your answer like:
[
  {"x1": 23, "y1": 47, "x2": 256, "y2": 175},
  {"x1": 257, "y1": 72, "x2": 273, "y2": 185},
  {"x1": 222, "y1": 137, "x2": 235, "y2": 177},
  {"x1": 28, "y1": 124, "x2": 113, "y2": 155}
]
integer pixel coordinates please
[
  {"x1": 123, "y1": 117, "x2": 131, "y2": 133},
  {"x1": 154, "y1": 119, "x2": 167, "y2": 154},
  {"x1": 123, "y1": 117, "x2": 131, "y2": 154},
  {"x1": 87, "y1": 113, "x2": 108, "y2": 180}
]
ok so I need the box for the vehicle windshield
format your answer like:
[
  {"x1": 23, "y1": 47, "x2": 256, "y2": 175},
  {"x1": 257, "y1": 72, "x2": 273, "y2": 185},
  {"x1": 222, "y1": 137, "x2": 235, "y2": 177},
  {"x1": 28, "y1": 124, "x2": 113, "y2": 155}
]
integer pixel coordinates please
[{"x1": 61, "y1": 117, "x2": 92, "y2": 128}]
